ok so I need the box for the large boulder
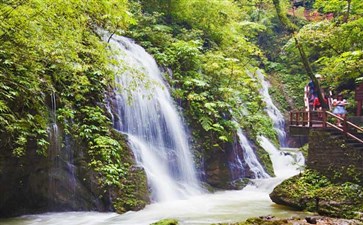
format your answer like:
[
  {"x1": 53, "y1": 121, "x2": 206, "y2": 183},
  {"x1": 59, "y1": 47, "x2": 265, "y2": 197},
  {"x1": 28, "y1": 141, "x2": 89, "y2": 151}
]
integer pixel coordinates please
[
  {"x1": 0, "y1": 131, "x2": 149, "y2": 217},
  {"x1": 270, "y1": 170, "x2": 363, "y2": 219}
]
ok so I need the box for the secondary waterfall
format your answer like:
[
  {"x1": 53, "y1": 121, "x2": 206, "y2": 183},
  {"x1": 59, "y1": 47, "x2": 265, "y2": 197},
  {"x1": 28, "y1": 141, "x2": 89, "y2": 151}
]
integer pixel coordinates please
[
  {"x1": 108, "y1": 35, "x2": 202, "y2": 202},
  {"x1": 229, "y1": 129, "x2": 269, "y2": 180},
  {"x1": 257, "y1": 70, "x2": 287, "y2": 147},
  {"x1": 48, "y1": 92, "x2": 60, "y2": 206},
  {"x1": 259, "y1": 136, "x2": 304, "y2": 178}
]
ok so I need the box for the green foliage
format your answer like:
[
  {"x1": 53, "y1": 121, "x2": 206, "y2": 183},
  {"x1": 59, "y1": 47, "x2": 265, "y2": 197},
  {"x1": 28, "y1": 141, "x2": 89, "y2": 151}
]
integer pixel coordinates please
[
  {"x1": 127, "y1": 0, "x2": 279, "y2": 153},
  {"x1": 314, "y1": 0, "x2": 363, "y2": 21},
  {"x1": 0, "y1": 0, "x2": 132, "y2": 156},
  {"x1": 172, "y1": 0, "x2": 242, "y2": 43},
  {"x1": 262, "y1": 0, "x2": 363, "y2": 114},
  {"x1": 75, "y1": 106, "x2": 125, "y2": 187},
  {"x1": 0, "y1": 0, "x2": 142, "y2": 206}
]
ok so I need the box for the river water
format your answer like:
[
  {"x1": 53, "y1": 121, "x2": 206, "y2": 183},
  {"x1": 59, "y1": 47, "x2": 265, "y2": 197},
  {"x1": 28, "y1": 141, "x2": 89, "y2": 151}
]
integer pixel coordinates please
[
  {"x1": 1, "y1": 181, "x2": 306, "y2": 225},
  {"x1": 1, "y1": 139, "x2": 306, "y2": 225}
]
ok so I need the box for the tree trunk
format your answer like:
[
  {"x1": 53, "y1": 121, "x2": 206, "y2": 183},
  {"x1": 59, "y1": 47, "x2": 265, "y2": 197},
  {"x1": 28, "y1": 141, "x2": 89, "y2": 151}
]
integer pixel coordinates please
[
  {"x1": 272, "y1": 0, "x2": 328, "y2": 109},
  {"x1": 294, "y1": 36, "x2": 327, "y2": 109},
  {"x1": 343, "y1": 0, "x2": 352, "y2": 23}
]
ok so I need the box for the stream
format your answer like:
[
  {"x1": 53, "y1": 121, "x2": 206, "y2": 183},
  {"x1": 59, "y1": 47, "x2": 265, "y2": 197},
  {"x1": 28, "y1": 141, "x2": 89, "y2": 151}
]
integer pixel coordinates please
[{"x1": 0, "y1": 179, "x2": 307, "y2": 225}]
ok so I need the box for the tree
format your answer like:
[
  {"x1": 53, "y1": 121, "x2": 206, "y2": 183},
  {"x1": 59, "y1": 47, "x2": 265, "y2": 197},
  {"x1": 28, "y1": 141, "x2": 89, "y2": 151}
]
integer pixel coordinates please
[
  {"x1": 314, "y1": 0, "x2": 363, "y2": 23},
  {"x1": 272, "y1": 0, "x2": 328, "y2": 109},
  {"x1": 0, "y1": 0, "x2": 133, "y2": 155}
]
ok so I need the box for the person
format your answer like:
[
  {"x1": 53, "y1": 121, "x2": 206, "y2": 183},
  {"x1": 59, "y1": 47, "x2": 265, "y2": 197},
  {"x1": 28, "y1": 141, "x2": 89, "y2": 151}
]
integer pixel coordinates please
[
  {"x1": 305, "y1": 74, "x2": 322, "y2": 110},
  {"x1": 332, "y1": 94, "x2": 348, "y2": 127},
  {"x1": 313, "y1": 93, "x2": 328, "y2": 111}
]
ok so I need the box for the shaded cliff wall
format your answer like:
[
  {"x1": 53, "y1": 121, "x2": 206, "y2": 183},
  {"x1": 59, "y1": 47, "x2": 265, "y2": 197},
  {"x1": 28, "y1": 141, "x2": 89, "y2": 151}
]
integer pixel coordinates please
[
  {"x1": 202, "y1": 134, "x2": 273, "y2": 190},
  {"x1": 0, "y1": 128, "x2": 149, "y2": 217}
]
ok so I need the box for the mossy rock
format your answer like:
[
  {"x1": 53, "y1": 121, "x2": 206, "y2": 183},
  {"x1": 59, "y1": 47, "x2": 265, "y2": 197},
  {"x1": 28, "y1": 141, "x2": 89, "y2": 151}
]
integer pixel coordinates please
[
  {"x1": 213, "y1": 217, "x2": 290, "y2": 225},
  {"x1": 270, "y1": 170, "x2": 363, "y2": 219},
  {"x1": 256, "y1": 145, "x2": 275, "y2": 177},
  {"x1": 151, "y1": 218, "x2": 179, "y2": 225}
]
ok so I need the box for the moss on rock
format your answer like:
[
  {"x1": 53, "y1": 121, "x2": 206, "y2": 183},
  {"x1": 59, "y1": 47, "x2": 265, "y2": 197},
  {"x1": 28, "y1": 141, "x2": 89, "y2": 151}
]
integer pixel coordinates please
[
  {"x1": 107, "y1": 129, "x2": 150, "y2": 213},
  {"x1": 256, "y1": 145, "x2": 275, "y2": 177},
  {"x1": 270, "y1": 169, "x2": 363, "y2": 219},
  {"x1": 214, "y1": 216, "x2": 363, "y2": 225},
  {"x1": 151, "y1": 218, "x2": 179, "y2": 225}
]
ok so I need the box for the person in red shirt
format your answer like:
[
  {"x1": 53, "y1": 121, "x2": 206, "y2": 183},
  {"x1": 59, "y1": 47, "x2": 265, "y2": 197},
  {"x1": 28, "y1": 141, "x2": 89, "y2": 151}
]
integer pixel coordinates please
[{"x1": 313, "y1": 94, "x2": 328, "y2": 111}]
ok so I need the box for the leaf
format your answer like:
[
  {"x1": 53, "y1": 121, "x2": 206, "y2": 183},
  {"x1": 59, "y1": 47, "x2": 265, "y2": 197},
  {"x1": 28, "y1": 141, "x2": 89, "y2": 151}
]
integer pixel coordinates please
[
  {"x1": 199, "y1": 116, "x2": 212, "y2": 131},
  {"x1": 218, "y1": 135, "x2": 228, "y2": 142}
]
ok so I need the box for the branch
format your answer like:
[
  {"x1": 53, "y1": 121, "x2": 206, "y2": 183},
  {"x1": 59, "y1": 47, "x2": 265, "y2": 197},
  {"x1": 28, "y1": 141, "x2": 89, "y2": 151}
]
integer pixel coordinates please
[{"x1": 107, "y1": 32, "x2": 115, "y2": 43}]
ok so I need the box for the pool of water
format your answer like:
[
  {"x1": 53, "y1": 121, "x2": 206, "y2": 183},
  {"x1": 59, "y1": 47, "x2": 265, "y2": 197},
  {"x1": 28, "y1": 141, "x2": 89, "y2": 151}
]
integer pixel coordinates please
[{"x1": 0, "y1": 178, "x2": 308, "y2": 225}]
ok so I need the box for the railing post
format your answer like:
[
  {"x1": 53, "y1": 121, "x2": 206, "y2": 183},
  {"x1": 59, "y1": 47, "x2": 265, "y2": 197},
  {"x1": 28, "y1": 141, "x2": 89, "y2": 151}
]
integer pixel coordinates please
[
  {"x1": 290, "y1": 112, "x2": 293, "y2": 125},
  {"x1": 308, "y1": 111, "x2": 312, "y2": 127},
  {"x1": 296, "y1": 112, "x2": 300, "y2": 126},
  {"x1": 302, "y1": 111, "x2": 307, "y2": 126},
  {"x1": 322, "y1": 110, "x2": 327, "y2": 128},
  {"x1": 343, "y1": 117, "x2": 348, "y2": 137}
]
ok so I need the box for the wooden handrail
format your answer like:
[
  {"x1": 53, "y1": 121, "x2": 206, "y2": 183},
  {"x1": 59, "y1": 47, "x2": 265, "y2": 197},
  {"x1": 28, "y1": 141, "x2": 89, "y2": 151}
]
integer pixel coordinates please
[{"x1": 290, "y1": 110, "x2": 363, "y2": 144}]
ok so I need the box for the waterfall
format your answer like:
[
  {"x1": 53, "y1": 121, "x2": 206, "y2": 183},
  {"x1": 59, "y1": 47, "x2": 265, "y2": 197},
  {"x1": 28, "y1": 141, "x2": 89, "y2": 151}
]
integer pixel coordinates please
[
  {"x1": 50, "y1": 91, "x2": 59, "y2": 143},
  {"x1": 258, "y1": 136, "x2": 304, "y2": 178},
  {"x1": 256, "y1": 70, "x2": 305, "y2": 181},
  {"x1": 47, "y1": 91, "x2": 78, "y2": 207},
  {"x1": 108, "y1": 35, "x2": 202, "y2": 202},
  {"x1": 257, "y1": 70, "x2": 287, "y2": 147},
  {"x1": 48, "y1": 91, "x2": 60, "y2": 206},
  {"x1": 49, "y1": 91, "x2": 59, "y2": 161},
  {"x1": 230, "y1": 129, "x2": 269, "y2": 179}
]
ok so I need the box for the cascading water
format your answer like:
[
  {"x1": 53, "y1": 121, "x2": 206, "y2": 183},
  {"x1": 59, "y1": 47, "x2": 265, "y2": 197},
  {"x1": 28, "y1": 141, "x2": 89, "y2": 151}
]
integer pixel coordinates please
[
  {"x1": 257, "y1": 70, "x2": 288, "y2": 147},
  {"x1": 107, "y1": 34, "x2": 202, "y2": 202},
  {"x1": 48, "y1": 91, "x2": 61, "y2": 206},
  {"x1": 229, "y1": 129, "x2": 269, "y2": 180},
  {"x1": 48, "y1": 91, "x2": 78, "y2": 207},
  {"x1": 259, "y1": 136, "x2": 304, "y2": 178},
  {"x1": 253, "y1": 70, "x2": 305, "y2": 191},
  {"x1": 49, "y1": 92, "x2": 59, "y2": 149}
]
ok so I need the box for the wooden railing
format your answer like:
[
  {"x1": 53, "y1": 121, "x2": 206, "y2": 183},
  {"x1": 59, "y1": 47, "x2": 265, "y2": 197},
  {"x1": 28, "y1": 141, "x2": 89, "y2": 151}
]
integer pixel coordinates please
[{"x1": 290, "y1": 110, "x2": 363, "y2": 144}]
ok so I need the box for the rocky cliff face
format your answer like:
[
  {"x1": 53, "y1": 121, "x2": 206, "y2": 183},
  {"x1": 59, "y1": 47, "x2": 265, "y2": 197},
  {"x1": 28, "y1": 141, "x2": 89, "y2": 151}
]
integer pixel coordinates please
[
  {"x1": 203, "y1": 135, "x2": 271, "y2": 190},
  {"x1": 0, "y1": 129, "x2": 149, "y2": 217}
]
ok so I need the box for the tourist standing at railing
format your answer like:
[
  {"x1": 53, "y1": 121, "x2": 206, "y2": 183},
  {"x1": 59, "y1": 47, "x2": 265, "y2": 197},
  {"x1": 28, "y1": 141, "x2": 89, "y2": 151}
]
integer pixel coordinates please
[
  {"x1": 313, "y1": 93, "x2": 328, "y2": 111},
  {"x1": 305, "y1": 74, "x2": 323, "y2": 111},
  {"x1": 332, "y1": 94, "x2": 348, "y2": 127}
]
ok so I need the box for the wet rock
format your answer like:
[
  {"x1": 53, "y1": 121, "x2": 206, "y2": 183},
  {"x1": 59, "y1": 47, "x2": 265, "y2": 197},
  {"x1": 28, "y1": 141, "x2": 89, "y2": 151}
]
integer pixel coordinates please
[
  {"x1": 305, "y1": 216, "x2": 320, "y2": 224},
  {"x1": 217, "y1": 216, "x2": 362, "y2": 225},
  {"x1": 151, "y1": 218, "x2": 179, "y2": 225},
  {"x1": 0, "y1": 131, "x2": 149, "y2": 217}
]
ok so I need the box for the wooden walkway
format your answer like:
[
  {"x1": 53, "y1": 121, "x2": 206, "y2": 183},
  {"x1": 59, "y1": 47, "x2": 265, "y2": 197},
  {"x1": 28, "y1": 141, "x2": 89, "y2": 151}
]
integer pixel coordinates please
[{"x1": 290, "y1": 111, "x2": 363, "y2": 144}]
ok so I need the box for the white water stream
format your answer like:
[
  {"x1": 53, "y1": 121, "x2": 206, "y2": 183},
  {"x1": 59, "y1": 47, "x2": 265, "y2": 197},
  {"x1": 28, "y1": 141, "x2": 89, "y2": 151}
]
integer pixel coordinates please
[
  {"x1": 109, "y1": 35, "x2": 202, "y2": 201},
  {"x1": 234, "y1": 129, "x2": 270, "y2": 179},
  {"x1": 257, "y1": 70, "x2": 287, "y2": 147}
]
